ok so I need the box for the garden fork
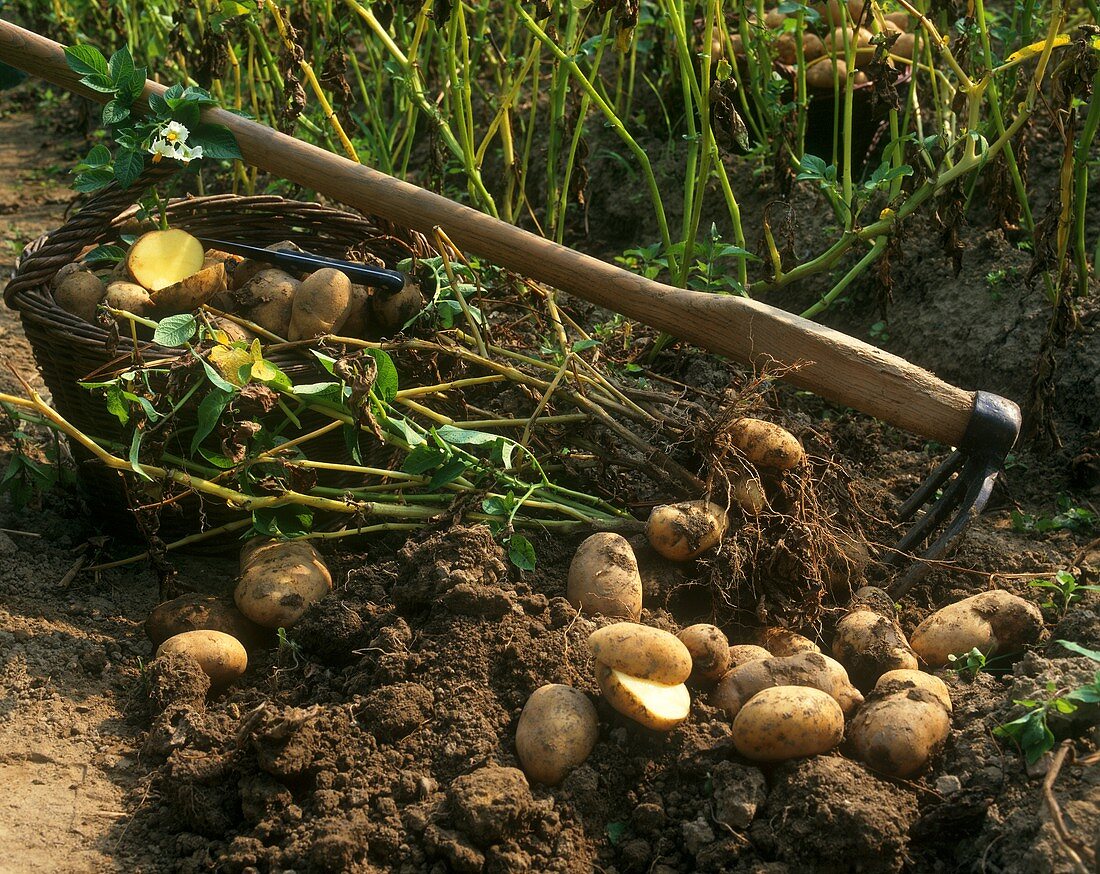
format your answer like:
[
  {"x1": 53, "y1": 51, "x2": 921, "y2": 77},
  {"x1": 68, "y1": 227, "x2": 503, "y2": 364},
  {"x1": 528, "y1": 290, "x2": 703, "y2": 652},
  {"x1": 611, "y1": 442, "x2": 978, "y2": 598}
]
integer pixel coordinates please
[{"x1": 0, "y1": 19, "x2": 1022, "y2": 597}]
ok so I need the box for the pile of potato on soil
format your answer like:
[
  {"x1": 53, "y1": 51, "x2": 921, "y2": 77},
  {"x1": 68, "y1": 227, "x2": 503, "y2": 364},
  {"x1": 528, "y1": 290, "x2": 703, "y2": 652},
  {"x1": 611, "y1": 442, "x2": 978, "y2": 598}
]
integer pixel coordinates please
[
  {"x1": 51, "y1": 227, "x2": 423, "y2": 340},
  {"x1": 143, "y1": 417, "x2": 1045, "y2": 786},
  {"x1": 724, "y1": 0, "x2": 917, "y2": 91}
]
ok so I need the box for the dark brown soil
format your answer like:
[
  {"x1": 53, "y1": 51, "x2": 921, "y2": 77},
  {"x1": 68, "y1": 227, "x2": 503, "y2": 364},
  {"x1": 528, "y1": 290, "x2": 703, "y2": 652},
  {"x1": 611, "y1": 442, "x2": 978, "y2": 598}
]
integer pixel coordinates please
[{"x1": 2, "y1": 84, "x2": 1099, "y2": 874}]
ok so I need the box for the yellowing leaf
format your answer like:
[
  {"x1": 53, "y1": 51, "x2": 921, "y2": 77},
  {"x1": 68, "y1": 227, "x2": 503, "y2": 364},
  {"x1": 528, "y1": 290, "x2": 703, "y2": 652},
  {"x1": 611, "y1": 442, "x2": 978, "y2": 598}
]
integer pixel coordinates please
[
  {"x1": 209, "y1": 346, "x2": 251, "y2": 386},
  {"x1": 250, "y1": 358, "x2": 281, "y2": 382}
]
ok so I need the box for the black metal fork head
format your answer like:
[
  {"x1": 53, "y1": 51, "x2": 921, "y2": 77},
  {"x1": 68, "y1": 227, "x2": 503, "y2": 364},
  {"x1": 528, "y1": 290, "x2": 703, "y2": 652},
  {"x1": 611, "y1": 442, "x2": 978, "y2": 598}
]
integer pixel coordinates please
[{"x1": 886, "y1": 392, "x2": 1022, "y2": 598}]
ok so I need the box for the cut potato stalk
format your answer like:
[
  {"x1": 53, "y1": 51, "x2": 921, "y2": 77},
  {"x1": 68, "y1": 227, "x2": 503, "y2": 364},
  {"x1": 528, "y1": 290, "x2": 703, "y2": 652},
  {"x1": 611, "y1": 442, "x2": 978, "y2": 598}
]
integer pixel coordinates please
[
  {"x1": 126, "y1": 229, "x2": 206, "y2": 292},
  {"x1": 596, "y1": 663, "x2": 691, "y2": 731}
]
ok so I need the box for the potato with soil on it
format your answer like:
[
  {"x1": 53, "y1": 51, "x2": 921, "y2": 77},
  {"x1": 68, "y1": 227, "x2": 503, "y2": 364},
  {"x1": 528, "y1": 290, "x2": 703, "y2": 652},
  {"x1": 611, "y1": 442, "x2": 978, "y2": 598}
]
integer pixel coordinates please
[
  {"x1": 645, "y1": 499, "x2": 729, "y2": 561},
  {"x1": 209, "y1": 315, "x2": 257, "y2": 344},
  {"x1": 105, "y1": 281, "x2": 154, "y2": 318},
  {"x1": 370, "y1": 278, "x2": 425, "y2": 336},
  {"x1": 847, "y1": 687, "x2": 951, "y2": 777},
  {"x1": 338, "y1": 283, "x2": 371, "y2": 338},
  {"x1": 732, "y1": 686, "x2": 845, "y2": 762},
  {"x1": 832, "y1": 586, "x2": 919, "y2": 690},
  {"x1": 515, "y1": 684, "x2": 599, "y2": 785},
  {"x1": 759, "y1": 627, "x2": 820, "y2": 656},
  {"x1": 234, "y1": 538, "x2": 333, "y2": 629},
  {"x1": 237, "y1": 268, "x2": 299, "y2": 337},
  {"x1": 874, "y1": 668, "x2": 952, "y2": 713},
  {"x1": 732, "y1": 476, "x2": 767, "y2": 515},
  {"x1": 727, "y1": 418, "x2": 804, "y2": 470},
  {"x1": 728, "y1": 643, "x2": 773, "y2": 667},
  {"x1": 678, "y1": 624, "x2": 731, "y2": 684},
  {"x1": 155, "y1": 629, "x2": 248, "y2": 687},
  {"x1": 53, "y1": 269, "x2": 106, "y2": 322},
  {"x1": 145, "y1": 592, "x2": 270, "y2": 650},
  {"x1": 712, "y1": 651, "x2": 863, "y2": 717},
  {"x1": 150, "y1": 261, "x2": 228, "y2": 314},
  {"x1": 909, "y1": 590, "x2": 1045, "y2": 667},
  {"x1": 288, "y1": 267, "x2": 353, "y2": 341},
  {"x1": 567, "y1": 532, "x2": 643, "y2": 619},
  {"x1": 126, "y1": 228, "x2": 206, "y2": 291}
]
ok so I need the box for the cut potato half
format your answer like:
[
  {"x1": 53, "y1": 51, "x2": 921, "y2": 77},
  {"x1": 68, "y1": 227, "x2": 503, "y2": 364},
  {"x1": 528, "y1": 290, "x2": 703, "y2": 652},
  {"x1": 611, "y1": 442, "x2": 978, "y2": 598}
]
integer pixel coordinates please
[
  {"x1": 127, "y1": 229, "x2": 206, "y2": 291},
  {"x1": 596, "y1": 663, "x2": 690, "y2": 731},
  {"x1": 151, "y1": 261, "x2": 227, "y2": 314}
]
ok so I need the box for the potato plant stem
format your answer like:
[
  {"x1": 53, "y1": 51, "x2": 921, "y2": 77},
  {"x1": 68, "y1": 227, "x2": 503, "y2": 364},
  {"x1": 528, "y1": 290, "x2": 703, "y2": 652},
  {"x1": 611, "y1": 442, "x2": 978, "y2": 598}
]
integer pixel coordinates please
[{"x1": 515, "y1": 3, "x2": 676, "y2": 270}]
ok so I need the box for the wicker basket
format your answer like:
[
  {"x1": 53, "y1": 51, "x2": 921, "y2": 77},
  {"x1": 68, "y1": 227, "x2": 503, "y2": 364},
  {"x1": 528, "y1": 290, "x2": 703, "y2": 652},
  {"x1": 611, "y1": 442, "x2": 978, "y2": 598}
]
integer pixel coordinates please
[{"x1": 6, "y1": 177, "x2": 430, "y2": 539}]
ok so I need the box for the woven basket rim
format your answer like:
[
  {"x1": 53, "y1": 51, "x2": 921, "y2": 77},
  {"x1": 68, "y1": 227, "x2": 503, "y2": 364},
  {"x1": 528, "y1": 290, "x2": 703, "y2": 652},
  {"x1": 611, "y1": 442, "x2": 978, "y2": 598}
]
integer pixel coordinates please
[{"x1": 7, "y1": 188, "x2": 430, "y2": 370}]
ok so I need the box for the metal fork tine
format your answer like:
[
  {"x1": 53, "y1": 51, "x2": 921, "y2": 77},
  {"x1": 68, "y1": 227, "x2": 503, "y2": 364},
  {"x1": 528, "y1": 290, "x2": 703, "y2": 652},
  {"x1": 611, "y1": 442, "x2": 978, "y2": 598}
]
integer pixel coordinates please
[
  {"x1": 889, "y1": 458, "x2": 1000, "y2": 597},
  {"x1": 889, "y1": 466, "x2": 969, "y2": 558},
  {"x1": 895, "y1": 449, "x2": 966, "y2": 522},
  {"x1": 885, "y1": 392, "x2": 1021, "y2": 597}
]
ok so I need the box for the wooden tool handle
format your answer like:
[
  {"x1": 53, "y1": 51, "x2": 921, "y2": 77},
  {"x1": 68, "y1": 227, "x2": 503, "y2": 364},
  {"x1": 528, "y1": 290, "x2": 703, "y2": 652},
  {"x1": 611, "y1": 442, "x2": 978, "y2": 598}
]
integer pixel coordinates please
[{"x1": 0, "y1": 19, "x2": 976, "y2": 446}]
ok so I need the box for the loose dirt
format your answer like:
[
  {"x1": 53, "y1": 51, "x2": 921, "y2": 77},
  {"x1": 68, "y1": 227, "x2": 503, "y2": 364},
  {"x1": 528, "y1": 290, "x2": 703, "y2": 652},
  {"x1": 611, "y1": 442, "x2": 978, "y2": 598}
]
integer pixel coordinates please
[{"x1": 1, "y1": 87, "x2": 1098, "y2": 874}]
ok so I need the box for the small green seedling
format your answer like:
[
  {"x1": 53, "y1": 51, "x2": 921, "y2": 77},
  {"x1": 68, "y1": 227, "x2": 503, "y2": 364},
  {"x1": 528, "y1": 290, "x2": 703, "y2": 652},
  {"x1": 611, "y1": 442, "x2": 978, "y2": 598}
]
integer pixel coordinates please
[
  {"x1": 993, "y1": 640, "x2": 1100, "y2": 764},
  {"x1": 1029, "y1": 570, "x2": 1100, "y2": 615},
  {"x1": 1012, "y1": 497, "x2": 1098, "y2": 535},
  {"x1": 947, "y1": 647, "x2": 989, "y2": 677}
]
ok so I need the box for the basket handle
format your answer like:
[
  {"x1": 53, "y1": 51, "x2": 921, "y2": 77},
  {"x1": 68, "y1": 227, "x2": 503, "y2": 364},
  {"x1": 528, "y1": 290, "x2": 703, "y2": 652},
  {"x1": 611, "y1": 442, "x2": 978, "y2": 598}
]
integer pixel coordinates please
[{"x1": 5, "y1": 165, "x2": 174, "y2": 308}]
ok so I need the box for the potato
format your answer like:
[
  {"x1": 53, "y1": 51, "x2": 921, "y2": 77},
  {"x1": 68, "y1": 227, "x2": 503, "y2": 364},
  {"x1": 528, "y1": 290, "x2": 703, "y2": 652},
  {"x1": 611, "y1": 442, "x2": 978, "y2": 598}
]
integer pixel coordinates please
[
  {"x1": 825, "y1": 25, "x2": 873, "y2": 54},
  {"x1": 764, "y1": 8, "x2": 786, "y2": 27},
  {"x1": 515, "y1": 684, "x2": 599, "y2": 785},
  {"x1": 209, "y1": 316, "x2": 257, "y2": 345},
  {"x1": 712, "y1": 651, "x2": 863, "y2": 717},
  {"x1": 231, "y1": 240, "x2": 307, "y2": 291},
  {"x1": 54, "y1": 269, "x2": 106, "y2": 322},
  {"x1": 910, "y1": 590, "x2": 1045, "y2": 667},
  {"x1": 678, "y1": 624, "x2": 731, "y2": 683},
  {"x1": 155, "y1": 629, "x2": 248, "y2": 687},
  {"x1": 145, "y1": 593, "x2": 270, "y2": 650},
  {"x1": 289, "y1": 267, "x2": 353, "y2": 341},
  {"x1": 875, "y1": 669, "x2": 952, "y2": 713},
  {"x1": 151, "y1": 261, "x2": 227, "y2": 314},
  {"x1": 806, "y1": 57, "x2": 847, "y2": 90},
  {"x1": 885, "y1": 11, "x2": 911, "y2": 30},
  {"x1": 813, "y1": 0, "x2": 847, "y2": 27},
  {"x1": 728, "y1": 644, "x2": 773, "y2": 667},
  {"x1": 759, "y1": 627, "x2": 821, "y2": 656},
  {"x1": 732, "y1": 476, "x2": 767, "y2": 515},
  {"x1": 234, "y1": 538, "x2": 332, "y2": 629},
  {"x1": 847, "y1": 688, "x2": 951, "y2": 777},
  {"x1": 832, "y1": 588, "x2": 919, "y2": 690},
  {"x1": 588, "y1": 622, "x2": 693, "y2": 685},
  {"x1": 732, "y1": 686, "x2": 845, "y2": 762},
  {"x1": 846, "y1": 0, "x2": 866, "y2": 20},
  {"x1": 595, "y1": 662, "x2": 691, "y2": 731},
  {"x1": 238, "y1": 269, "x2": 299, "y2": 337},
  {"x1": 824, "y1": 530, "x2": 871, "y2": 593},
  {"x1": 892, "y1": 31, "x2": 915, "y2": 60},
  {"x1": 50, "y1": 262, "x2": 86, "y2": 291},
  {"x1": 645, "y1": 499, "x2": 728, "y2": 561},
  {"x1": 338, "y1": 283, "x2": 370, "y2": 337},
  {"x1": 126, "y1": 229, "x2": 206, "y2": 292},
  {"x1": 776, "y1": 32, "x2": 826, "y2": 65},
  {"x1": 105, "y1": 281, "x2": 154, "y2": 318},
  {"x1": 727, "y1": 418, "x2": 804, "y2": 470},
  {"x1": 370, "y1": 278, "x2": 425, "y2": 336},
  {"x1": 567, "y1": 532, "x2": 643, "y2": 619}
]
